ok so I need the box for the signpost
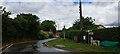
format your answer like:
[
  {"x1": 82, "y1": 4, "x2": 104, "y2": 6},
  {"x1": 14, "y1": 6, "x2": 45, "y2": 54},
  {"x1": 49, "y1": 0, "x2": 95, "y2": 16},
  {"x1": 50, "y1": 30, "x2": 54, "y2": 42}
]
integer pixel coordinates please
[
  {"x1": 87, "y1": 30, "x2": 94, "y2": 44},
  {"x1": 87, "y1": 30, "x2": 94, "y2": 45}
]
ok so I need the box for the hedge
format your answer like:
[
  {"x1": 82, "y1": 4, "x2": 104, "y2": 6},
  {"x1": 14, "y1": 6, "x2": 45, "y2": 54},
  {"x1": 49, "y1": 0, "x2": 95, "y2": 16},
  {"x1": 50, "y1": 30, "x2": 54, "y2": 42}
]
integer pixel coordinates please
[
  {"x1": 93, "y1": 27, "x2": 120, "y2": 42},
  {"x1": 60, "y1": 30, "x2": 87, "y2": 42},
  {"x1": 60, "y1": 27, "x2": 120, "y2": 42}
]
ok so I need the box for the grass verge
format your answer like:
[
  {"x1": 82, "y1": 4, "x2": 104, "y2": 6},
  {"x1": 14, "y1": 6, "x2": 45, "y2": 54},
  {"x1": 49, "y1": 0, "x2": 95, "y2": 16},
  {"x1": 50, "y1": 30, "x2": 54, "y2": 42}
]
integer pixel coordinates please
[{"x1": 47, "y1": 38, "x2": 120, "y2": 52}]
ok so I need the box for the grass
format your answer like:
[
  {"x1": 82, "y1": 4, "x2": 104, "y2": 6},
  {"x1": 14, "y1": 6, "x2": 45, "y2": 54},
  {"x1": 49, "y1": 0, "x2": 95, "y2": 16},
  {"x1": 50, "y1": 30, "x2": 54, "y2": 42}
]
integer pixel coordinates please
[{"x1": 47, "y1": 38, "x2": 120, "y2": 52}]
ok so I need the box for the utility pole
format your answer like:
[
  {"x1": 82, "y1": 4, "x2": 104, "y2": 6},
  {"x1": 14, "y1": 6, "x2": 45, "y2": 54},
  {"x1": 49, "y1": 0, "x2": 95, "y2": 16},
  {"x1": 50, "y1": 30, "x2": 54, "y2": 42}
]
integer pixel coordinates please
[
  {"x1": 63, "y1": 25, "x2": 65, "y2": 42},
  {"x1": 79, "y1": 0, "x2": 83, "y2": 31}
]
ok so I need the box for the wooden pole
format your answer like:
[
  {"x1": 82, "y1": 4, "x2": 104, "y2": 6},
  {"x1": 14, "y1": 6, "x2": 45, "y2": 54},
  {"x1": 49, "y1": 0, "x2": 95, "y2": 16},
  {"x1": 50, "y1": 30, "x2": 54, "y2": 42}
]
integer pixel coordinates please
[
  {"x1": 79, "y1": 0, "x2": 83, "y2": 31},
  {"x1": 63, "y1": 25, "x2": 65, "y2": 42}
]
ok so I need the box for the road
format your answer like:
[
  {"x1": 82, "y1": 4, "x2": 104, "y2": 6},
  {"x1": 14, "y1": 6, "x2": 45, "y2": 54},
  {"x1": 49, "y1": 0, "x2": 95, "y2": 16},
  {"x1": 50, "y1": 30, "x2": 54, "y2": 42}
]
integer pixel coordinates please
[{"x1": 2, "y1": 38, "x2": 79, "y2": 54}]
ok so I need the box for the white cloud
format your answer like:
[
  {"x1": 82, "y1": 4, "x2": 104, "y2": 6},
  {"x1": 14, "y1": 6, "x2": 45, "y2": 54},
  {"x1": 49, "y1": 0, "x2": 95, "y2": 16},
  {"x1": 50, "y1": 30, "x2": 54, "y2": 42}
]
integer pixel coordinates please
[
  {"x1": 0, "y1": 0, "x2": 4, "y2": 6},
  {"x1": 4, "y1": 0, "x2": 54, "y2": 2},
  {"x1": 35, "y1": 2, "x2": 79, "y2": 29},
  {"x1": 92, "y1": 0, "x2": 119, "y2": 2},
  {"x1": 2, "y1": 0, "x2": 119, "y2": 30},
  {"x1": 3, "y1": 2, "x2": 46, "y2": 14},
  {"x1": 82, "y1": 1, "x2": 118, "y2": 26}
]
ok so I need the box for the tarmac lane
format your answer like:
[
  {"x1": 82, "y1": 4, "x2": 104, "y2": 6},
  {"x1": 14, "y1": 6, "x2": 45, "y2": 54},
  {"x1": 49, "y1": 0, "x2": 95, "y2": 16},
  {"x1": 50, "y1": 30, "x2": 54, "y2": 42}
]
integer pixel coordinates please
[{"x1": 2, "y1": 38, "x2": 79, "y2": 54}]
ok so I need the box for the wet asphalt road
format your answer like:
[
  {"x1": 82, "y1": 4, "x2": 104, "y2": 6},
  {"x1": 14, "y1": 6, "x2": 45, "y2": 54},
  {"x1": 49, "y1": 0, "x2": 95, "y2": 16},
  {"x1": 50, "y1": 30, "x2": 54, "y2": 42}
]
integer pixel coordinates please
[{"x1": 2, "y1": 38, "x2": 79, "y2": 54}]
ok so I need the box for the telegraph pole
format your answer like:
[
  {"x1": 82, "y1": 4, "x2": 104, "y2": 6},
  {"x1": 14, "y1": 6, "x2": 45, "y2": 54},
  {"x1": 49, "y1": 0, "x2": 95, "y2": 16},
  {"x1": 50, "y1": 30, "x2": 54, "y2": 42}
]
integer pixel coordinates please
[
  {"x1": 63, "y1": 25, "x2": 65, "y2": 42},
  {"x1": 79, "y1": 0, "x2": 83, "y2": 31}
]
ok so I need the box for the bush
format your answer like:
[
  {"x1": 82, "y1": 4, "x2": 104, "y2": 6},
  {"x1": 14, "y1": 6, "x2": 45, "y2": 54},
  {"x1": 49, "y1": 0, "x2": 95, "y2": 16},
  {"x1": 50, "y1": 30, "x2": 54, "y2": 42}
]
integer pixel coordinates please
[
  {"x1": 93, "y1": 27, "x2": 120, "y2": 41},
  {"x1": 38, "y1": 30, "x2": 49, "y2": 39}
]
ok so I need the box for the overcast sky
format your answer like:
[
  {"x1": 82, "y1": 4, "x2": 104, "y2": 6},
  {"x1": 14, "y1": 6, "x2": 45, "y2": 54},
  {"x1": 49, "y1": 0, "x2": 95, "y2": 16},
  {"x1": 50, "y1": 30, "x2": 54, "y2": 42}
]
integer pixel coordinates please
[{"x1": 0, "y1": 0, "x2": 119, "y2": 30}]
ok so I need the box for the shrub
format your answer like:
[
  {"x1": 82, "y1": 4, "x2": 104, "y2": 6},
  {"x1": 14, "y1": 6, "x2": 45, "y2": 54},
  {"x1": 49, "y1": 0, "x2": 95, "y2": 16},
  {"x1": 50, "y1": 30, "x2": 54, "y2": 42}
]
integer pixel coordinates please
[
  {"x1": 60, "y1": 30, "x2": 87, "y2": 42},
  {"x1": 93, "y1": 27, "x2": 120, "y2": 41},
  {"x1": 38, "y1": 30, "x2": 49, "y2": 39}
]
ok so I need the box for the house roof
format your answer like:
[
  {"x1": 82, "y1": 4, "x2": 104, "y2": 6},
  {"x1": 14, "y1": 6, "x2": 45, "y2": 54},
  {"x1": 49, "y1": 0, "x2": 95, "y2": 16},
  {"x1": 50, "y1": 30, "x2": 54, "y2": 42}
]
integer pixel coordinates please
[{"x1": 97, "y1": 25, "x2": 105, "y2": 27}]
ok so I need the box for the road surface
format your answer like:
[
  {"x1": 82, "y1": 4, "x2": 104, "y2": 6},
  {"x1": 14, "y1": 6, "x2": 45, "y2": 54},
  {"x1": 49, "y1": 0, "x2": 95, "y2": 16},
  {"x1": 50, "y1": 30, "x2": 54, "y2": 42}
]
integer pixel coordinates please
[{"x1": 2, "y1": 38, "x2": 79, "y2": 54}]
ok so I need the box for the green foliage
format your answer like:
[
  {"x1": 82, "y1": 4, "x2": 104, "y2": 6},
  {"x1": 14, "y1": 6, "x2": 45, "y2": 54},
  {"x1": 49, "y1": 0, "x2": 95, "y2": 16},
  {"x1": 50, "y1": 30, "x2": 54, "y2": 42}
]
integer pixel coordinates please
[
  {"x1": 14, "y1": 13, "x2": 40, "y2": 39},
  {"x1": 2, "y1": 10, "x2": 17, "y2": 42},
  {"x1": 47, "y1": 38, "x2": 113, "y2": 52},
  {"x1": 2, "y1": 9, "x2": 41, "y2": 43},
  {"x1": 68, "y1": 17, "x2": 97, "y2": 30},
  {"x1": 41, "y1": 20, "x2": 56, "y2": 32},
  {"x1": 2, "y1": 8, "x2": 58, "y2": 44},
  {"x1": 38, "y1": 30, "x2": 49, "y2": 39},
  {"x1": 60, "y1": 30, "x2": 87, "y2": 41},
  {"x1": 93, "y1": 27, "x2": 120, "y2": 41}
]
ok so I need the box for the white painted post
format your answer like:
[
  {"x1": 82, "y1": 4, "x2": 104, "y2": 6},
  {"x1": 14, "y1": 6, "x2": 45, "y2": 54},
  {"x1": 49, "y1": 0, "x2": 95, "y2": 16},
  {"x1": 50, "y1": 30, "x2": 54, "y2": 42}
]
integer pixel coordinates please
[{"x1": 91, "y1": 37, "x2": 93, "y2": 45}]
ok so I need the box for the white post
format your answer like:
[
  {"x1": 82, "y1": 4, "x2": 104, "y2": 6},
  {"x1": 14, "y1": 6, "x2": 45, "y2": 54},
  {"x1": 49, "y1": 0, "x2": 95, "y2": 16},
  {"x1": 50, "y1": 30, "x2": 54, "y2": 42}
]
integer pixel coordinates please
[{"x1": 91, "y1": 37, "x2": 93, "y2": 45}]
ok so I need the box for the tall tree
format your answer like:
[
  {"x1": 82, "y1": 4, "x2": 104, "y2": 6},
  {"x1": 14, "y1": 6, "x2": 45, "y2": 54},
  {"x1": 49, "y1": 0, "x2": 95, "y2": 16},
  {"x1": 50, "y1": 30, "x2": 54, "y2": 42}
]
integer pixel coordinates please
[
  {"x1": 2, "y1": 8, "x2": 45, "y2": 43},
  {"x1": 69, "y1": 17, "x2": 97, "y2": 30},
  {"x1": 14, "y1": 13, "x2": 40, "y2": 39},
  {"x1": 2, "y1": 8, "x2": 17, "y2": 42},
  {"x1": 41, "y1": 20, "x2": 56, "y2": 32}
]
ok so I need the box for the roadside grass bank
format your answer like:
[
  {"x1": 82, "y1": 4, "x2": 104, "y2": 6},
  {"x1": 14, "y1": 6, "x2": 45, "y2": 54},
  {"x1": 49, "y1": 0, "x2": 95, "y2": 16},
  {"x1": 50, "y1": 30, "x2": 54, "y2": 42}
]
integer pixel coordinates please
[{"x1": 47, "y1": 38, "x2": 120, "y2": 52}]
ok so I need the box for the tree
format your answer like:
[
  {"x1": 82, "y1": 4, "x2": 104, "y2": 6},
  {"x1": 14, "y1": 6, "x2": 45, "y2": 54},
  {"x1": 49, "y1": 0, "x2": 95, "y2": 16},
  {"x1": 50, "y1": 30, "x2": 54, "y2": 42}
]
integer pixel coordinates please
[
  {"x1": 14, "y1": 13, "x2": 40, "y2": 40},
  {"x1": 2, "y1": 10, "x2": 41, "y2": 43},
  {"x1": 41, "y1": 20, "x2": 56, "y2": 32},
  {"x1": 3, "y1": 7, "x2": 57, "y2": 44},
  {"x1": 2, "y1": 8, "x2": 17, "y2": 42},
  {"x1": 69, "y1": 17, "x2": 97, "y2": 30}
]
